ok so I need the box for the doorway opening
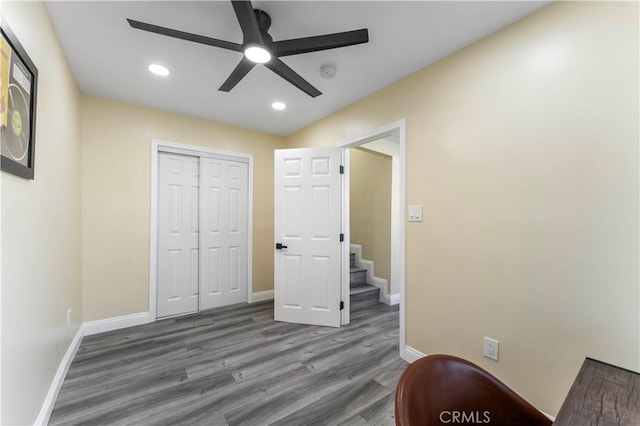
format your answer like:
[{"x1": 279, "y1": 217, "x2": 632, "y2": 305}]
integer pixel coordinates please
[
  {"x1": 348, "y1": 141, "x2": 396, "y2": 309},
  {"x1": 338, "y1": 120, "x2": 407, "y2": 357}
]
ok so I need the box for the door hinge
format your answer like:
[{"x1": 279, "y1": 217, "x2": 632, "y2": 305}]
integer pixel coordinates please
[
  {"x1": 340, "y1": 301, "x2": 344, "y2": 310},
  {"x1": 340, "y1": 233, "x2": 344, "y2": 242},
  {"x1": 339, "y1": 165, "x2": 344, "y2": 174}
]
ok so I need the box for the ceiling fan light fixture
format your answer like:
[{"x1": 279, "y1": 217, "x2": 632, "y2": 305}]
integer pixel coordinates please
[
  {"x1": 244, "y1": 45, "x2": 271, "y2": 64},
  {"x1": 127, "y1": 1, "x2": 369, "y2": 97},
  {"x1": 148, "y1": 63, "x2": 170, "y2": 76}
]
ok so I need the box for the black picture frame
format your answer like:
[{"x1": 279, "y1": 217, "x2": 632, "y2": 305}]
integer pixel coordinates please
[{"x1": 1, "y1": 14, "x2": 38, "y2": 180}]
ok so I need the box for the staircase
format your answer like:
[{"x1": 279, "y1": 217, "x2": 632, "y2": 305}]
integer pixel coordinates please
[{"x1": 350, "y1": 253, "x2": 380, "y2": 309}]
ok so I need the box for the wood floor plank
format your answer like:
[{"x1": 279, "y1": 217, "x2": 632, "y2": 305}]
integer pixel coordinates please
[
  {"x1": 51, "y1": 367, "x2": 189, "y2": 417},
  {"x1": 223, "y1": 370, "x2": 348, "y2": 425},
  {"x1": 359, "y1": 392, "x2": 397, "y2": 426},
  {"x1": 370, "y1": 358, "x2": 408, "y2": 390},
  {"x1": 224, "y1": 347, "x2": 401, "y2": 425},
  {"x1": 135, "y1": 363, "x2": 314, "y2": 425},
  {"x1": 270, "y1": 379, "x2": 390, "y2": 425},
  {"x1": 53, "y1": 369, "x2": 235, "y2": 426},
  {"x1": 339, "y1": 414, "x2": 371, "y2": 426},
  {"x1": 50, "y1": 301, "x2": 406, "y2": 425}
]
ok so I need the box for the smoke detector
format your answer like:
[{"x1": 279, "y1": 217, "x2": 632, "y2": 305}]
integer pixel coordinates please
[{"x1": 320, "y1": 64, "x2": 336, "y2": 79}]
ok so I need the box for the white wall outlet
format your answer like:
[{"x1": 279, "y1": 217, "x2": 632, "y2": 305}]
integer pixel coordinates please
[
  {"x1": 484, "y1": 336, "x2": 499, "y2": 361},
  {"x1": 67, "y1": 308, "x2": 72, "y2": 327},
  {"x1": 407, "y1": 205, "x2": 423, "y2": 222}
]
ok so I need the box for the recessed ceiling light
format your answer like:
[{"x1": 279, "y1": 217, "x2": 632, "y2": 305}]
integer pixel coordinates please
[
  {"x1": 148, "y1": 64, "x2": 170, "y2": 76},
  {"x1": 272, "y1": 102, "x2": 286, "y2": 110},
  {"x1": 244, "y1": 45, "x2": 272, "y2": 64}
]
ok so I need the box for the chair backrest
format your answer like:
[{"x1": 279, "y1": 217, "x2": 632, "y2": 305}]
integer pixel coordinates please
[{"x1": 395, "y1": 354, "x2": 552, "y2": 426}]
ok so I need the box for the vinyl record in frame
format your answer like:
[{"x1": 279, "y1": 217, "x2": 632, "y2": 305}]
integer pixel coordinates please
[{"x1": 1, "y1": 14, "x2": 38, "y2": 180}]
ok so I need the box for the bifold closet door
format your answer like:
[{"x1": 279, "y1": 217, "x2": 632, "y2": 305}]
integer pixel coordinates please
[
  {"x1": 199, "y1": 157, "x2": 249, "y2": 309},
  {"x1": 157, "y1": 153, "x2": 200, "y2": 318}
]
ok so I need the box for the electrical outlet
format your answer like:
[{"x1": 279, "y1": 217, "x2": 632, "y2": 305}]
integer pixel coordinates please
[
  {"x1": 67, "y1": 308, "x2": 72, "y2": 328},
  {"x1": 484, "y1": 336, "x2": 499, "y2": 361}
]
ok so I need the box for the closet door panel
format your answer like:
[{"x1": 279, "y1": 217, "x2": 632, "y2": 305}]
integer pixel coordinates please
[
  {"x1": 157, "y1": 153, "x2": 200, "y2": 318},
  {"x1": 200, "y1": 157, "x2": 248, "y2": 309}
]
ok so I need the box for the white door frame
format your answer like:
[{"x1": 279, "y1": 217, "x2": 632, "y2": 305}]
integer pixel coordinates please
[
  {"x1": 149, "y1": 139, "x2": 254, "y2": 319},
  {"x1": 337, "y1": 119, "x2": 407, "y2": 359}
]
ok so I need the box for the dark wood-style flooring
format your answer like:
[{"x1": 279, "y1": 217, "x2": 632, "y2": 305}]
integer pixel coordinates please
[{"x1": 49, "y1": 300, "x2": 405, "y2": 425}]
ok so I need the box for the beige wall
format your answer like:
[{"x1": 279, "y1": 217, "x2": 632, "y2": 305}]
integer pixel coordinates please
[
  {"x1": 350, "y1": 148, "x2": 392, "y2": 288},
  {"x1": 81, "y1": 95, "x2": 286, "y2": 322},
  {"x1": 287, "y1": 1, "x2": 639, "y2": 415},
  {"x1": 1, "y1": 1, "x2": 83, "y2": 424},
  {"x1": 2, "y1": 1, "x2": 637, "y2": 421}
]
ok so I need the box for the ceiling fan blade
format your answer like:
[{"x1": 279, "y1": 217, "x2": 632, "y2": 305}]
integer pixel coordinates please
[
  {"x1": 218, "y1": 57, "x2": 256, "y2": 92},
  {"x1": 127, "y1": 19, "x2": 242, "y2": 52},
  {"x1": 272, "y1": 29, "x2": 368, "y2": 57},
  {"x1": 265, "y1": 58, "x2": 322, "y2": 98},
  {"x1": 231, "y1": 1, "x2": 263, "y2": 44}
]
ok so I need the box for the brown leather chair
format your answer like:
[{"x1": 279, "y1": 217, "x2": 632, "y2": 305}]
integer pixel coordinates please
[{"x1": 395, "y1": 354, "x2": 552, "y2": 426}]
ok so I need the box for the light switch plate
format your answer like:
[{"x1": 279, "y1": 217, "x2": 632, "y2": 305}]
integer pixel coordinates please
[{"x1": 408, "y1": 205, "x2": 423, "y2": 222}]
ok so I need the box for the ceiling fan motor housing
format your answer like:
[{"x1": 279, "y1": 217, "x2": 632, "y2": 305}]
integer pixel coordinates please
[{"x1": 254, "y1": 10, "x2": 271, "y2": 33}]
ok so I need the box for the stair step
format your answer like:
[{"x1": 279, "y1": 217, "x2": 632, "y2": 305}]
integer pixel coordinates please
[
  {"x1": 350, "y1": 283, "x2": 378, "y2": 296},
  {"x1": 350, "y1": 268, "x2": 367, "y2": 288},
  {"x1": 350, "y1": 252, "x2": 356, "y2": 268},
  {"x1": 349, "y1": 284, "x2": 380, "y2": 309}
]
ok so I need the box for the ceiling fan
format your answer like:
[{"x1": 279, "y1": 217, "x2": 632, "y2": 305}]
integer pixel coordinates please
[{"x1": 127, "y1": 1, "x2": 369, "y2": 98}]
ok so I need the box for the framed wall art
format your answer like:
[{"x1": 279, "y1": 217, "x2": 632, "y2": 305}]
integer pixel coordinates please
[{"x1": 1, "y1": 14, "x2": 38, "y2": 180}]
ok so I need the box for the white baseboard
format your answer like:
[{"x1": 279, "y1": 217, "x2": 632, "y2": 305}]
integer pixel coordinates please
[
  {"x1": 34, "y1": 327, "x2": 84, "y2": 426},
  {"x1": 403, "y1": 345, "x2": 426, "y2": 363},
  {"x1": 251, "y1": 290, "x2": 274, "y2": 303},
  {"x1": 380, "y1": 292, "x2": 391, "y2": 305},
  {"x1": 83, "y1": 312, "x2": 153, "y2": 336},
  {"x1": 380, "y1": 292, "x2": 400, "y2": 306},
  {"x1": 37, "y1": 313, "x2": 152, "y2": 424},
  {"x1": 370, "y1": 276, "x2": 388, "y2": 301}
]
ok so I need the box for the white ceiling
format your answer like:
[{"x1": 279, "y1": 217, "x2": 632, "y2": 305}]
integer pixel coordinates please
[{"x1": 46, "y1": 1, "x2": 550, "y2": 136}]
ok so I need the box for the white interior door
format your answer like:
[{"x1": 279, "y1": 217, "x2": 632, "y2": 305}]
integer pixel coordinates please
[
  {"x1": 274, "y1": 147, "x2": 343, "y2": 327},
  {"x1": 157, "y1": 153, "x2": 200, "y2": 318},
  {"x1": 200, "y1": 157, "x2": 249, "y2": 309}
]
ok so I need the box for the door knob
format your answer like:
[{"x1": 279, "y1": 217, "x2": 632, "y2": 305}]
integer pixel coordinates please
[{"x1": 275, "y1": 243, "x2": 288, "y2": 250}]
